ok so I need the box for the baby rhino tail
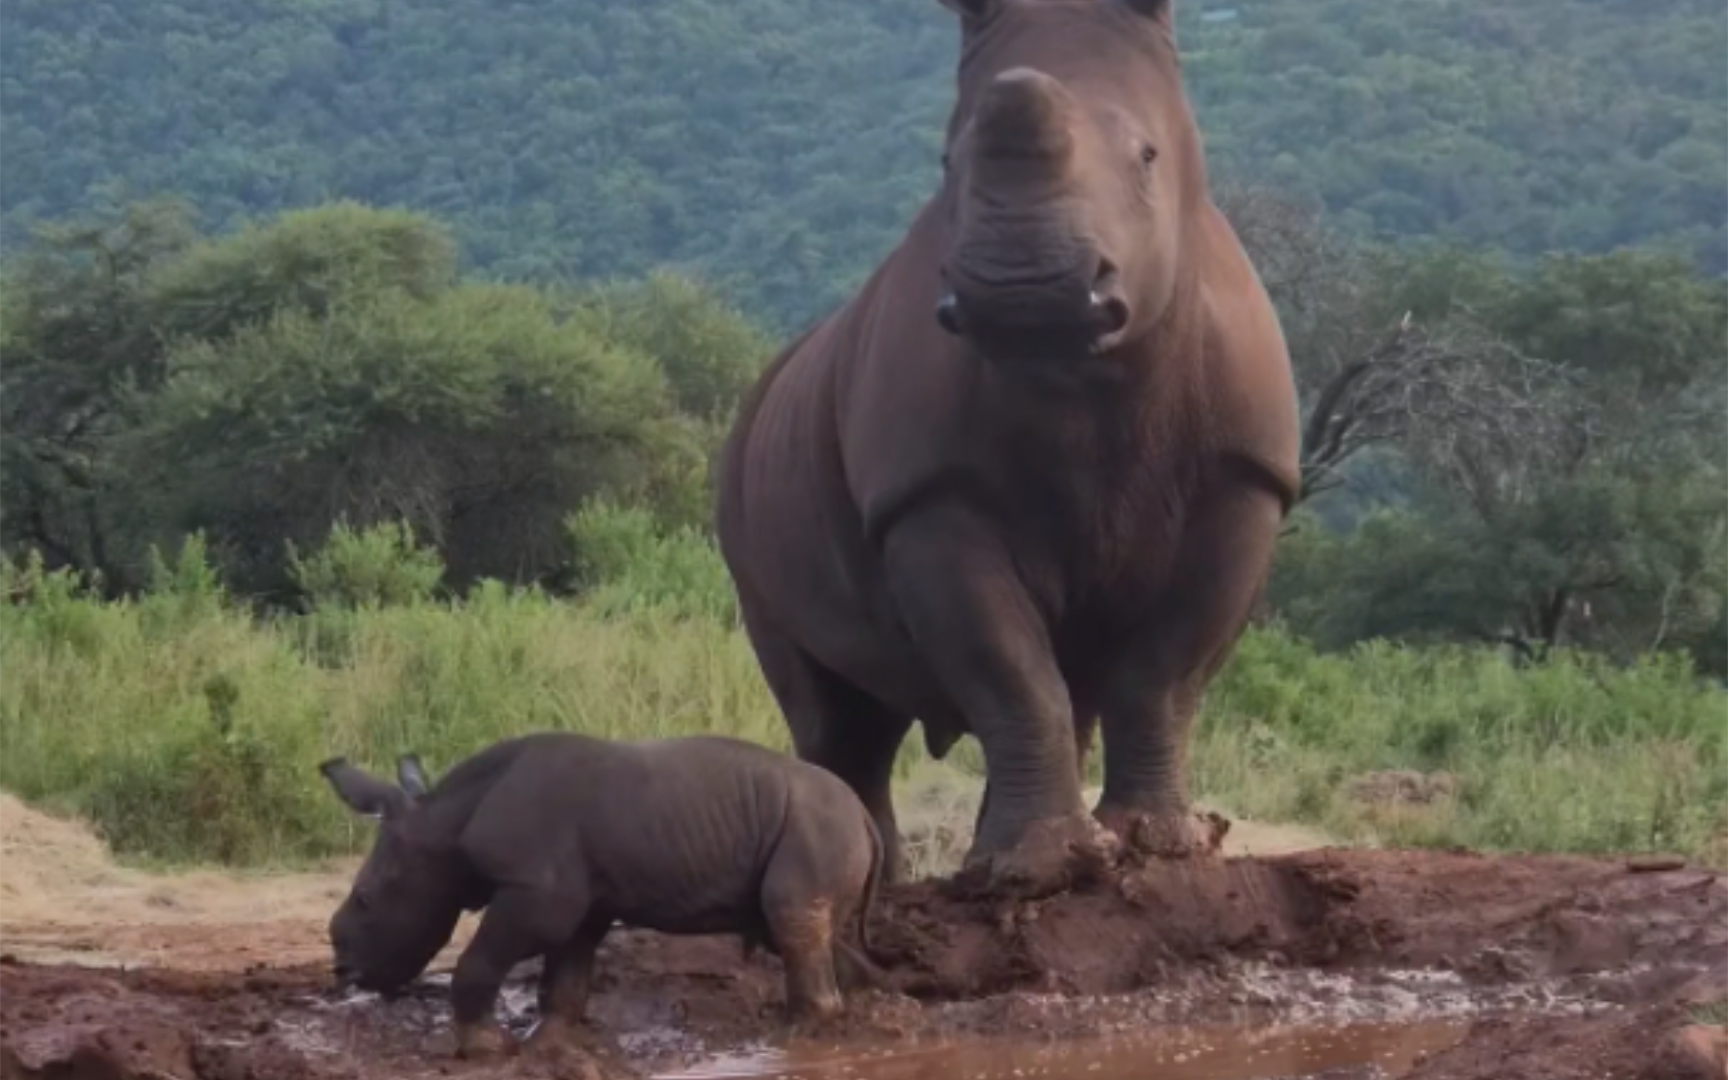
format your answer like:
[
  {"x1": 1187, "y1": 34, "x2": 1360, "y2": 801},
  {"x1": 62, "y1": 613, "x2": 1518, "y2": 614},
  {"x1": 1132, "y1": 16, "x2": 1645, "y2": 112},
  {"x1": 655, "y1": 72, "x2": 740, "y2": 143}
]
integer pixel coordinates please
[
  {"x1": 856, "y1": 809, "x2": 884, "y2": 956},
  {"x1": 833, "y1": 807, "x2": 893, "y2": 995}
]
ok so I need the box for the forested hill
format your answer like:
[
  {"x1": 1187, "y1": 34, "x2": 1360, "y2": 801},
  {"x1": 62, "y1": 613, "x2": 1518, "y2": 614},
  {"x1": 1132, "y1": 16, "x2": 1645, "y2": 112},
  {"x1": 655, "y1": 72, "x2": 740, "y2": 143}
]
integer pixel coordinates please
[{"x1": 3, "y1": 0, "x2": 1723, "y2": 329}]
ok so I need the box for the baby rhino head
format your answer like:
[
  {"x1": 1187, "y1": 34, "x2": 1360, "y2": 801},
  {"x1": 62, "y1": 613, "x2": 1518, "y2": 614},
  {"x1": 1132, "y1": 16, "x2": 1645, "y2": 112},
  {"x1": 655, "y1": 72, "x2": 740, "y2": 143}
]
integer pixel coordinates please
[{"x1": 319, "y1": 754, "x2": 468, "y2": 996}]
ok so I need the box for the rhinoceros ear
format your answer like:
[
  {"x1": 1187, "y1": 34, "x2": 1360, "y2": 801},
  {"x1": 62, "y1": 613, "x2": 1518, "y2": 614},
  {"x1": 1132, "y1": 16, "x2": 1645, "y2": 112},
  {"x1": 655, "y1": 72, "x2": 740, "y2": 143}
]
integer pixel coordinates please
[
  {"x1": 396, "y1": 753, "x2": 432, "y2": 799},
  {"x1": 319, "y1": 757, "x2": 410, "y2": 819},
  {"x1": 1116, "y1": 0, "x2": 1174, "y2": 26},
  {"x1": 937, "y1": 0, "x2": 996, "y2": 24}
]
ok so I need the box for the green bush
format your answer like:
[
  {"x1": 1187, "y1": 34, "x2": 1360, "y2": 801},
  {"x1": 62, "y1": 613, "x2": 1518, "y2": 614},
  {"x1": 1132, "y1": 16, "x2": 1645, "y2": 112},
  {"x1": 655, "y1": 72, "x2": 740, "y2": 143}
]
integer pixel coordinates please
[
  {"x1": 1, "y1": 538, "x2": 1723, "y2": 868},
  {"x1": 287, "y1": 520, "x2": 445, "y2": 610},
  {"x1": 565, "y1": 500, "x2": 738, "y2": 624}
]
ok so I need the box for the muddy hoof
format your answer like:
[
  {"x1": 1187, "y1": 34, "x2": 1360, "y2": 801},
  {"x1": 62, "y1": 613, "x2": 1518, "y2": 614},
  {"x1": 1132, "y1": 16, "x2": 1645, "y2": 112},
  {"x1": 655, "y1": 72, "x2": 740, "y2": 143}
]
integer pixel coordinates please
[
  {"x1": 960, "y1": 815, "x2": 1121, "y2": 900},
  {"x1": 453, "y1": 1020, "x2": 517, "y2": 1061},
  {"x1": 522, "y1": 1021, "x2": 604, "y2": 1078},
  {"x1": 1095, "y1": 807, "x2": 1230, "y2": 860}
]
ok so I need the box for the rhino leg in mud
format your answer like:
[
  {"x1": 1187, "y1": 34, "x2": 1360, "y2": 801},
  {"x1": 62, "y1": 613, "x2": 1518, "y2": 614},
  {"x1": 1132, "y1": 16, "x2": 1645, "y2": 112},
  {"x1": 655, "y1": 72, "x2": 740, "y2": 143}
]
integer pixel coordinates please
[
  {"x1": 1093, "y1": 492, "x2": 1281, "y2": 858},
  {"x1": 529, "y1": 914, "x2": 612, "y2": 1045},
  {"x1": 450, "y1": 887, "x2": 583, "y2": 1059},
  {"x1": 882, "y1": 507, "x2": 1116, "y2": 899},
  {"x1": 976, "y1": 711, "x2": 1098, "y2": 840},
  {"x1": 767, "y1": 899, "x2": 844, "y2": 1024}
]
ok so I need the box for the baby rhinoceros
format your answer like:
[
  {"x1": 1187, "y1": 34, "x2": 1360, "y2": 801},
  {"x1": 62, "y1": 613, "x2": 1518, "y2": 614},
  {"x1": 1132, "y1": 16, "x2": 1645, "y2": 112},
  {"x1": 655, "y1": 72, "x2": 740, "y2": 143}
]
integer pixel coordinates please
[{"x1": 318, "y1": 731, "x2": 885, "y2": 1059}]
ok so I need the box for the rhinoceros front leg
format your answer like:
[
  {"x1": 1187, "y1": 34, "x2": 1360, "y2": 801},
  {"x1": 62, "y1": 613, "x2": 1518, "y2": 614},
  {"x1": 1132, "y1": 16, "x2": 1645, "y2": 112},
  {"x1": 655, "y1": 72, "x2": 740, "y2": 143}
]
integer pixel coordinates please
[
  {"x1": 526, "y1": 914, "x2": 611, "y2": 1050},
  {"x1": 450, "y1": 887, "x2": 580, "y2": 1060},
  {"x1": 1093, "y1": 487, "x2": 1283, "y2": 859},
  {"x1": 881, "y1": 506, "x2": 1117, "y2": 899}
]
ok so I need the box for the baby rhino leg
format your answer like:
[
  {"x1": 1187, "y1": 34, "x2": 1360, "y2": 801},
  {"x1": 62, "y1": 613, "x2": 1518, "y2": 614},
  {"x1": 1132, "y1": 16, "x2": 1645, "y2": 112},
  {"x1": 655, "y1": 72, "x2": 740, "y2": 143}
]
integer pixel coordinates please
[{"x1": 761, "y1": 856, "x2": 843, "y2": 1023}]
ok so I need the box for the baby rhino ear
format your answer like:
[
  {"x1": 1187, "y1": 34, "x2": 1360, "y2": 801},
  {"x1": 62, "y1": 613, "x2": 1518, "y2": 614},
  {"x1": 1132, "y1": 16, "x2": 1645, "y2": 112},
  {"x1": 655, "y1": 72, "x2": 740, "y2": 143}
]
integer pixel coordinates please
[{"x1": 319, "y1": 757, "x2": 411, "y2": 820}]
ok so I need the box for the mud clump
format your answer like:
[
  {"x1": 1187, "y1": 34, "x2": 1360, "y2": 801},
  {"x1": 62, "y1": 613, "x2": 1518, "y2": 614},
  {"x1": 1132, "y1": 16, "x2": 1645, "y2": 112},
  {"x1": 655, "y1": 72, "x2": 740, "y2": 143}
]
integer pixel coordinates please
[
  {"x1": 2, "y1": 849, "x2": 1723, "y2": 1079},
  {"x1": 871, "y1": 848, "x2": 1726, "y2": 999}
]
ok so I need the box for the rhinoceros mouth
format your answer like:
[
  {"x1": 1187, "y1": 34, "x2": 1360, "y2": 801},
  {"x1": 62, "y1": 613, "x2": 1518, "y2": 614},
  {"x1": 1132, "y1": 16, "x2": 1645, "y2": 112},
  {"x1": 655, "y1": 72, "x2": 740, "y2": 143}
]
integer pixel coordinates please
[{"x1": 935, "y1": 287, "x2": 1131, "y2": 362}]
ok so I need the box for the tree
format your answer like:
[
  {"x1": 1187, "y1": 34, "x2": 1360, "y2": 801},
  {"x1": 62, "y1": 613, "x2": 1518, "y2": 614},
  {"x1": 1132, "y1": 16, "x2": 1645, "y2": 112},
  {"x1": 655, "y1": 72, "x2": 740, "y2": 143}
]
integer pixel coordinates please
[
  {"x1": 0, "y1": 198, "x2": 778, "y2": 599},
  {"x1": 0, "y1": 197, "x2": 201, "y2": 589},
  {"x1": 1263, "y1": 238, "x2": 1728, "y2": 672},
  {"x1": 1217, "y1": 184, "x2": 1587, "y2": 509}
]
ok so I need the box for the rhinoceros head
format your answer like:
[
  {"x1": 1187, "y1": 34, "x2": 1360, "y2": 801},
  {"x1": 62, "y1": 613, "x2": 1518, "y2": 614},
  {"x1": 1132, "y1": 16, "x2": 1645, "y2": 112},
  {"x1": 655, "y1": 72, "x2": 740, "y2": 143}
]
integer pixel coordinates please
[
  {"x1": 931, "y1": 0, "x2": 1198, "y2": 366},
  {"x1": 319, "y1": 753, "x2": 466, "y2": 995}
]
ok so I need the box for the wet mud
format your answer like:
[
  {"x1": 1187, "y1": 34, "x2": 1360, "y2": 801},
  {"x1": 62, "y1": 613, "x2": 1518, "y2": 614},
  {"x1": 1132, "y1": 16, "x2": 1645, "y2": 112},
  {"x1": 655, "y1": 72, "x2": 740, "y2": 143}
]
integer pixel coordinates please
[{"x1": 3, "y1": 848, "x2": 1723, "y2": 1080}]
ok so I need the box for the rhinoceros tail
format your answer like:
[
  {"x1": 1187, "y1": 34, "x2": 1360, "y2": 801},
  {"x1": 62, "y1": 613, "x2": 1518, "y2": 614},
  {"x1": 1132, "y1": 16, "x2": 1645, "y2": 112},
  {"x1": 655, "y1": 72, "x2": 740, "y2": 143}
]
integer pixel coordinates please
[{"x1": 857, "y1": 810, "x2": 884, "y2": 957}]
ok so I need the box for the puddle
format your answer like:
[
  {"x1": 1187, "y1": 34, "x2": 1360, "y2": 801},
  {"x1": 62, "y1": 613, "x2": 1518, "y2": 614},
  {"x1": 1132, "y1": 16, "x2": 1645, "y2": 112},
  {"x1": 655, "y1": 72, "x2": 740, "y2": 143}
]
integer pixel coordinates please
[{"x1": 654, "y1": 1019, "x2": 1467, "y2": 1080}]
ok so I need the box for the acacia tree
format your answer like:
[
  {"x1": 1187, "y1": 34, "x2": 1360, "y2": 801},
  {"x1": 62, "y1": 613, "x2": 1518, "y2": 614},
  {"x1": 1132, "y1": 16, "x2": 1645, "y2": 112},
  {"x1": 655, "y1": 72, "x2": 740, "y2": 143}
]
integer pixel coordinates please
[
  {"x1": 0, "y1": 197, "x2": 201, "y2": 588},
  {"x1": 1217, "y1": 183, "x2": 1588, "y2": 507},
  {"x1": 1240, "y1": 204, "x2": 1728, "y2": 670},
  {"x1": 1, "y1": 199, "x2": 775, "y2": 600}
]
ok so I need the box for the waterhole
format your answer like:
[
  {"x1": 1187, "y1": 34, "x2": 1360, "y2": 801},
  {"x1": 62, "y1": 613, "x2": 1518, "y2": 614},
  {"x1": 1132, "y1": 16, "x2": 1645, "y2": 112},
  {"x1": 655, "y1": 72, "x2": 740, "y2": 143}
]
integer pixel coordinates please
[{"x1": 652, "y1": 1019, "x2": 1467, "y2": 1080}]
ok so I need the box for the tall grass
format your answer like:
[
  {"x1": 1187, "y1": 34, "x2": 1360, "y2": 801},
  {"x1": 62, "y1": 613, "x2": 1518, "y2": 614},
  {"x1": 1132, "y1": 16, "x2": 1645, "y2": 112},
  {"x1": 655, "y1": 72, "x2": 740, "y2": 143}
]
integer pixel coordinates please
[{"x1": 2, "y1": 517, "x2": 1724, "y2": 868}]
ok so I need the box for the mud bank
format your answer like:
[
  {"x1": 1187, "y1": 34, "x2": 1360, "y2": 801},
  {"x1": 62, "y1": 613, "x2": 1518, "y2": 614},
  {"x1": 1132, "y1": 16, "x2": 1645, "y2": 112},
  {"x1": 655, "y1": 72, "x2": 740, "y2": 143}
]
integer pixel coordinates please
[{"x1": 3, "y1": 848, "x2": 1723, "y2": 1080}]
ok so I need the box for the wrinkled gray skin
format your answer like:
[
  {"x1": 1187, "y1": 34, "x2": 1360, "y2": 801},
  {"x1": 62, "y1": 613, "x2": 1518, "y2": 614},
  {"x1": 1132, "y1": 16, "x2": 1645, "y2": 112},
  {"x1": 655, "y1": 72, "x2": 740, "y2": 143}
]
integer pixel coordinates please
[{"x1": 320, "y1": 732, "x2": 884, "y2": 1059}]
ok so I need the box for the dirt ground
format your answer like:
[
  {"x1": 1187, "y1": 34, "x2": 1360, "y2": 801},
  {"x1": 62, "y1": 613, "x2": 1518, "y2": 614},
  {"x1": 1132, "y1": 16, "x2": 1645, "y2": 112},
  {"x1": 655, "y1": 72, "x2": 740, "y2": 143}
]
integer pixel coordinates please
[{"x1": 2, "y1": 794, "x2": 1724, "y2": 1080}]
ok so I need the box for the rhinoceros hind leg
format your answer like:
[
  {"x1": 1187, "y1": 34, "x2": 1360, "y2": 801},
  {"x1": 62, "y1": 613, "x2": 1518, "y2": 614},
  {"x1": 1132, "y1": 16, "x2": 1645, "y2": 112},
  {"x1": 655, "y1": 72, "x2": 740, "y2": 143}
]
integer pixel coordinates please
[{"x1": 763, "y1": 896, "x2": 844, "y2": 1023}]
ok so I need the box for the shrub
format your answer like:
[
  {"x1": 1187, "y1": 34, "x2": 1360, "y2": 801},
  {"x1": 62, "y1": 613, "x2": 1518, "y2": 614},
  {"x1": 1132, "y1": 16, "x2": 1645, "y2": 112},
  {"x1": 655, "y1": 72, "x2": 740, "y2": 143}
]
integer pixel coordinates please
[{"x1": 287, "y1": 520, "x2": 445, "y2": 610}]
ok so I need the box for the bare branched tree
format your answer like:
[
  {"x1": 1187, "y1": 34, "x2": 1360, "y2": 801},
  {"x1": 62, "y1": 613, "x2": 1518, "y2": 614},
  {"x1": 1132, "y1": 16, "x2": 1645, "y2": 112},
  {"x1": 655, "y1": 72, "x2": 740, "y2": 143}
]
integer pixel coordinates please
[{"x1": 1216, "y1": 182, "x2": 1595, "y2": 508}]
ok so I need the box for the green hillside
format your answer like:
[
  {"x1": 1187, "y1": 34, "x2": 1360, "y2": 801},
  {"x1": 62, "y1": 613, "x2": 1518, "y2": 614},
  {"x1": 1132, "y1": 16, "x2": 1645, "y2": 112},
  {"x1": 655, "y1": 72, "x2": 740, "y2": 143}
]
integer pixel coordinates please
[{"x1": 3, "y1": 0, "x2": 1723, "y2": 328}]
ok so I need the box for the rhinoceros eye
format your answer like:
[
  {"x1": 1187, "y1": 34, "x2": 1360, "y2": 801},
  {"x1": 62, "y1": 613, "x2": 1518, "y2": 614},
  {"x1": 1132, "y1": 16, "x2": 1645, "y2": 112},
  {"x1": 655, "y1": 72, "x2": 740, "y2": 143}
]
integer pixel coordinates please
[{"x1": 1139, "y1": 144, "x2": 1158, "y2": 168}]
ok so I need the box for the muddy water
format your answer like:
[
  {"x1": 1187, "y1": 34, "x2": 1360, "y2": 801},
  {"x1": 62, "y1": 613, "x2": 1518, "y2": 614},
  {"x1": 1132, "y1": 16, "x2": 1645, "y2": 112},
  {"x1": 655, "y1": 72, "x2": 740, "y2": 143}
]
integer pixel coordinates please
[{"x1": 656, "y1": 1019, "x2": 1467, "y2": 1080}]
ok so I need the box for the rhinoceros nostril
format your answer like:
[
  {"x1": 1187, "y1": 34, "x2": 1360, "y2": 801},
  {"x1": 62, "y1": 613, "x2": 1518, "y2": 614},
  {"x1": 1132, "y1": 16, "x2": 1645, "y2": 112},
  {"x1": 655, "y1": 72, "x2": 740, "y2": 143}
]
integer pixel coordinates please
[
  {"x1": 1089, "y1": 292, "x2": 1131, "y2": 337},
  {"x1": 936, "y1": 292, "x2": 966, "y2": 336}
]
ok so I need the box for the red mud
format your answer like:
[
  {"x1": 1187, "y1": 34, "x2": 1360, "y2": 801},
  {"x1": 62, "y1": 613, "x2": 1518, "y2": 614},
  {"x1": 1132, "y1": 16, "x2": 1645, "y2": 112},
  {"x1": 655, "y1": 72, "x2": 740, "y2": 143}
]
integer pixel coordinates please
[{"x1": 3, "y1": 848, "x2": 1723, "y2": 1080}]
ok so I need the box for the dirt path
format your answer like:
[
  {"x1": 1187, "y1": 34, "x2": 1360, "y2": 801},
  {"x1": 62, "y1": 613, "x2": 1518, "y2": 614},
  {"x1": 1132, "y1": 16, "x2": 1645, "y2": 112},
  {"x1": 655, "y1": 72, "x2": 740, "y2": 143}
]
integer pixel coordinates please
[{"x1": 3, "y1": 795, "x2": 1724, "y2": 1080}]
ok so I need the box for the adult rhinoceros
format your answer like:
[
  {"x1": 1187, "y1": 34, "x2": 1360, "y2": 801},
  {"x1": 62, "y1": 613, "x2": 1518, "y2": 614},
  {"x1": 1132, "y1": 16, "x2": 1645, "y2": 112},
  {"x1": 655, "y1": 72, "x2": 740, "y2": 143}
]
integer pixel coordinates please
[{"x1": 717, "y1": 0, "x2": 1300, "y2": 898}]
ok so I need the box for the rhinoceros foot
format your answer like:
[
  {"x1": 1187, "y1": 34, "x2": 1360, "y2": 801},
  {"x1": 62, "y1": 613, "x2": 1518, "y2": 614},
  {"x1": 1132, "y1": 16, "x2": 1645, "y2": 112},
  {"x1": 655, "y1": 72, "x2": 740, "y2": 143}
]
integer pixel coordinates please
[
  {"x1": 1094, "y1": 806, "x2": 1230, "y2": 861},
  {"x1": 453, "y1": 1018, "x2": 517, "y2": 1061},
  {"x1": 958, "y1": 814, "x2": 1121, "y2": 901}
]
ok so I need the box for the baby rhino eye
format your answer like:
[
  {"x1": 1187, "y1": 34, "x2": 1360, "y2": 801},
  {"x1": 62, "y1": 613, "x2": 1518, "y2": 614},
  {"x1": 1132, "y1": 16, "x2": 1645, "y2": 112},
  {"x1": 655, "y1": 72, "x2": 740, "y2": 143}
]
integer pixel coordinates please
[{"x1": 1139, "y1": 144, "x2": 1158, "y2": 167}]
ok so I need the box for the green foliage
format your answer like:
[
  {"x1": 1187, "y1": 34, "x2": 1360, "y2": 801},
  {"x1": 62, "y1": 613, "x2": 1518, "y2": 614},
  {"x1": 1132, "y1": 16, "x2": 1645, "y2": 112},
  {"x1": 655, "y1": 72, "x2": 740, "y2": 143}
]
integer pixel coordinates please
[
  {"x1": 127, "y1": 278, "x2": 670, "y2": 594},
  {"x1": 0, "y1": 198, "x2": 202, "y2": 585},
  {"x1": 2, "y1": 0, "x2": 1719, "y2": 331},
  {"x1": 0, "y1": 199, "x2": 771, "y2": 598},
  {"x1": 1280, "y1": 240, "x2": 1728, "y2": 671},
  {"x1": 2, "y1": 539, "x2": 1723, "y2": 868},
  {"x1": 144, "y1": 200, "x2": 459, "y2": 346},
  {"x1": 1196, "y1": 626, "x2": 1728, "y2": 858},
  {"x1": 286, "y1": 520, "x2": 445, "y2": 610},
  {"x1": 575, "y1": 270, "x2": 773, "y2": 421},
  {"x1": 565, "y1": 501, "x2": 738, "y2": 624}
]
